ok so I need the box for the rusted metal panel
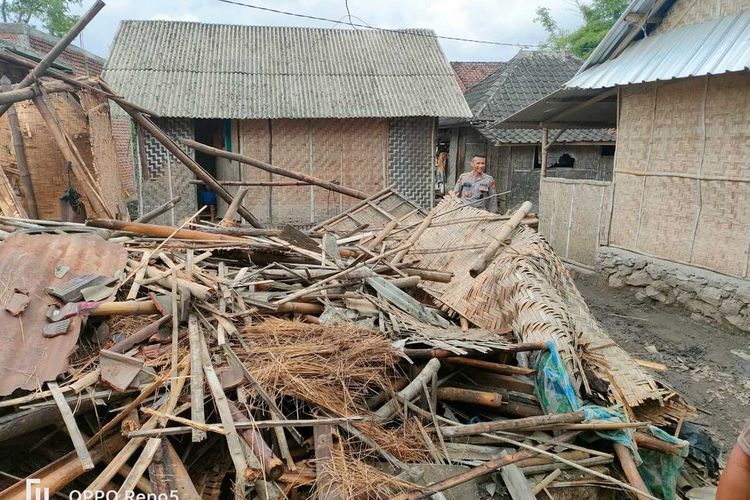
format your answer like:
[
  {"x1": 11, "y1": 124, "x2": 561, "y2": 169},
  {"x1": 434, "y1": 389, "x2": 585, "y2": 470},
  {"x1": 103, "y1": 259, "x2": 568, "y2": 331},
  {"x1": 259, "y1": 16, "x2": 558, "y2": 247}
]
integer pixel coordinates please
[{"x1": 0, "y1": 233, "x2": 127, "y2": 395}]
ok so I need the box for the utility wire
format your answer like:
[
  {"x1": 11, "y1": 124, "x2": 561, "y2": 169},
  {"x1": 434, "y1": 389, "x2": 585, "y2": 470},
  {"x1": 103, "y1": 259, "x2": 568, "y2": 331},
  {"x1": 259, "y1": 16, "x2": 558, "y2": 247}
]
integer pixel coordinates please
[{"x1": 215, "y1": 0, "x2": 542, "y2": 48}]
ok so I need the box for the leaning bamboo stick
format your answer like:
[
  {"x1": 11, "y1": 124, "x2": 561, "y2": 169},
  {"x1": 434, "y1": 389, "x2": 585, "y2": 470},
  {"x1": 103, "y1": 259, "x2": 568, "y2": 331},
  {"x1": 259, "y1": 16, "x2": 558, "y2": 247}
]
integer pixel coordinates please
[
  {"x1": 219, "y1": 187, "x2": 250, "y2": 227},
  {"x1": 469, "y1": 201, "x2": 532, "y2": 277},
  {"x1": 614, "y1": 443, "x2": 651, "y2": 500},
  {"x1": 440, "y1": 411, "x2": 585, "y2": 438},
  {"x1": 374, "y1": 358, "x2": 441, "y2": 421}
]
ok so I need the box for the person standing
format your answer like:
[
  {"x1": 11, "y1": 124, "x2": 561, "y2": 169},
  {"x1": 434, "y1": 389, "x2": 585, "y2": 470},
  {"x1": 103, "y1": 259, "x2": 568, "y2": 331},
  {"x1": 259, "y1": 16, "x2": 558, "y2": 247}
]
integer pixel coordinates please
[
  {"x1": 717, "y1": 419, "x2": 750, "y2": 499},
  {"x1": 453, "y1": 154, "x2": 497, "y2": 212}
]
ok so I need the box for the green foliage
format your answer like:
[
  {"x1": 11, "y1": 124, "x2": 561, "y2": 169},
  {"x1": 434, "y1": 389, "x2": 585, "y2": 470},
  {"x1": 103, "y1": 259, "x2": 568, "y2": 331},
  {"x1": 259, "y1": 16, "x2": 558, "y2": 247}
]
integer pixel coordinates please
[
  {"x1": 1, "y1": 0, "x2": 82, "y2": 37},
  {"x1": 535, "y1": 0, "x2": 629, "y2": 59}
]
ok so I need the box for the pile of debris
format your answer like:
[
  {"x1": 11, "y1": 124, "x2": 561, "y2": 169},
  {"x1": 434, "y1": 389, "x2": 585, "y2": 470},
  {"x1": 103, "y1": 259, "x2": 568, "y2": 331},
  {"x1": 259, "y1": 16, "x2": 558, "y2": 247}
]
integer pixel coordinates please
[{"x1": 0, "y1": 189, "x2": 716, "y2": 499}]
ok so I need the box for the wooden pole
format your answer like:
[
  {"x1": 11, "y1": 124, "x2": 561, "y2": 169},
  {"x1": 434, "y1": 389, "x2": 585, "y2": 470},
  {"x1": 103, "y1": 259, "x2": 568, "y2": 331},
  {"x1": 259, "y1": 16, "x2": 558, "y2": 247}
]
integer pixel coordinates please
[
  {"x1": 0, "y1": 76, "x2": 38, "y2": 218},
  {"x1": 540, "y1": 127, "x2": 549, "y2": 178},
  {"x1": 440, "y1": 411, "x2": 585, "y2": 438},
  {"x1": 374, "y1": 358, "x2": 440, "y2": 421},
  {"x1": 0, "y1": 80, "x2": 74, "y2": 105},
  {"x1": 0, "y1": 0, "x2": 105, "y2": 118},
  {"x1": 180, "y1": 138, "x2": 368, "y2": 200},
  {"x1": 468, "y1": 201, "x2": 532, "y2": 277},
  {"x1": 613, "y1": 443, "x2": 651, "y2": 500},
  {"x1": 435, "y1": 387, "x2": 503, "y2": 408},
  {"x1": 134, "y1": 196, "x2": 182, "y2": 223},
  {"x1": 190, "y1": 180, "x2": 311, "y2": 187},
  {"x1": 443, "y1": 357, "x2": 535, "y2": 376},
  {"x1": 228, "y1": 401, "x2": 284, "y2": 480},
  {"x1": 97, "y1": 81, "x2": 264, "y2": 228},
  {"x1": 219, "y1": 187, "x2": 249, "y2": 227},
  {"x1": 87, "y1": 218, "x2": 247, "y2": 243}
]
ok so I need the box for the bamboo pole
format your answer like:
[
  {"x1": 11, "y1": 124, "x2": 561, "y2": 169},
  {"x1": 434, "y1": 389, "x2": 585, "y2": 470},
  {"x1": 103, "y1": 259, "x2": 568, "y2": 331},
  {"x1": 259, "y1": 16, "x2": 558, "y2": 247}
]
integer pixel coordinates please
[
  {"x1": 87, "y1": 219, "x2": 247, "y2": 243},
  {"x1": 219, "y1": 187, "x2": 249, "y2": 227},
  {"x1": 0, "y1": 0, "x2": 105, "y2": 118},
  {"x1": 135, "y1": 196, "x2": 182, "y2": 223},
  {"x1": 443, "y1": 357, "x2": 535, "y2": 376},
  {"x1": 614, "y1": 443, "x2": 651, "y2": 500},
  {"x1": 0, "y1": 76, "x2": 38, "y2": 218},
  {"x1": 228, "y1": 401, "x2": 284, "y2": 480},
  {"x1": 440, "y1": 411, "x2": 585, "y2": 438},
  {"x1": 190, "y1": 180, "x2": 311, "y2": 187},
  {"x1": 469, "y1": 201, "x2": 533, "y2": 277},
  {"x1": 181, "y1": 138, "x2": 368, "y2": 200},
  {"x1": 374, "y1": 358, "x2": 441, "y2": 421},
  {"x1": 435, "y1": 387, "x2": 503, "y2": 408}
]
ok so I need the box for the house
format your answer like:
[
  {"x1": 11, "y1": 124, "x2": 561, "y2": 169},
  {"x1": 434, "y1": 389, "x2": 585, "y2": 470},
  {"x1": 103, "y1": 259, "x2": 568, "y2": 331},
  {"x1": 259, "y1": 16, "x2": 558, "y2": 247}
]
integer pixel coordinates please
[
  {"x1": 498, "y1": 0, "x2": 750, "y2": 331},
  {"x1": 0, "y1": 29, "x2": 128, "y2": 220},
  {"x1": 450, "y1": 61, "x2": 503, "y2": 92},
  {"x1": 440, "y1": 50, "x2": 615, "y2": 212},
  {"x1": 103, "y1": 21, "x2": 471, "y2": 226}
]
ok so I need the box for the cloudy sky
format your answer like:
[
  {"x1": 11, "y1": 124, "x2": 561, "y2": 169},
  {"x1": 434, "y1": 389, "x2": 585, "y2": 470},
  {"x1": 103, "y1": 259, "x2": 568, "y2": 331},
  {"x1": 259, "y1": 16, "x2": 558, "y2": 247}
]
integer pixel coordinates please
[{"x1": 70, "y1": 0, "x2": 585, "y2": 62}]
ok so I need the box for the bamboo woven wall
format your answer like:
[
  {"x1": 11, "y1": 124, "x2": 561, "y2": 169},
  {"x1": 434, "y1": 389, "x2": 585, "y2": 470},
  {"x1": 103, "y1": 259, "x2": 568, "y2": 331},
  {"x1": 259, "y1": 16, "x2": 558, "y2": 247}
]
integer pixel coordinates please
[
  {"x1": 1, "y1": 94, "x2": 96, "y2": 219},
  {"x1": 656, "y1": 0, "x2": 750, "y2": 34},
  {"x1": 608, "y1": 73, "x2": 750, "y2": 278},
  {"x1": 539, "y1": 178, "x2": 612, "y2": 268},
  {"x1": 238, "y1": 118, "x2": 388, "y2": 226}
]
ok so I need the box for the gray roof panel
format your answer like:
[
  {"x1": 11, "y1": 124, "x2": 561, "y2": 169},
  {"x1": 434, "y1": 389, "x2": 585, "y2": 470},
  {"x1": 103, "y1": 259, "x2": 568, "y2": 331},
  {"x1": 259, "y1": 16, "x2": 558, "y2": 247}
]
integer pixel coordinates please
[
  {"x1": 103, "y1": 21, "x2": 471, "y2": 119},
  {"x1": 567, "y1": 10, "x2": 750, "y2": 89}
]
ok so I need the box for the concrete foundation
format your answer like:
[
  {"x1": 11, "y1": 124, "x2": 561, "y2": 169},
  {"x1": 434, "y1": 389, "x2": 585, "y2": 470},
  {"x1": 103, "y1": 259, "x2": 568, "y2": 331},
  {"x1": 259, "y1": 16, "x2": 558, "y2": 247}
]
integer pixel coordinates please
[{"x1": 597, "y1": 246, "x2": 750, "y2": 333}]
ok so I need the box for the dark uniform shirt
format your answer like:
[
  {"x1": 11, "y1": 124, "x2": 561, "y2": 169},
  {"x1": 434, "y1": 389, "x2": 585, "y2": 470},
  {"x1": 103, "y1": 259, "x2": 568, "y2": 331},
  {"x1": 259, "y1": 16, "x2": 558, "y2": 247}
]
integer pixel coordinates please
[{"x1": 453, "y1": 172, "x2": 497, "y2": 212}]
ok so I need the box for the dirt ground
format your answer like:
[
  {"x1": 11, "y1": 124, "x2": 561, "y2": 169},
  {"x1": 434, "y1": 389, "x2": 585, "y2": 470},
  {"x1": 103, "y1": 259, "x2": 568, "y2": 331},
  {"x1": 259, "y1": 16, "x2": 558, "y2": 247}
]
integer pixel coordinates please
[{"x1": 574, "y1": 273, "x2": 750, "y2": 455}]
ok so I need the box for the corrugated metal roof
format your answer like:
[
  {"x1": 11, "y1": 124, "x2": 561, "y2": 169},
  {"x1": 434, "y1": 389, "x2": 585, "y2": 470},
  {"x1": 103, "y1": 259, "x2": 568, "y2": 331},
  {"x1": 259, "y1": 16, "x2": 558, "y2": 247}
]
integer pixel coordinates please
[
  {"x1": 103, "y1": 21, "x2": 471, "y2": 119},
  {"x1": 569, "y1": 10, "x2": 750, "y2": 89}
]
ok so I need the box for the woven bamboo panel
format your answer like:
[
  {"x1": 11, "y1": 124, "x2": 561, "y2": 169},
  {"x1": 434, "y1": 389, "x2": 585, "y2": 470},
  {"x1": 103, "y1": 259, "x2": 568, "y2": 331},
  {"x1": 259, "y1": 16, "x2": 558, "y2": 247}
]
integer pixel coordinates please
[
  {"x1": 567, "y1": 182, "x2": 609, "y2": 267},
  {"x1": 410, "y1": 195, "x2": 685, "y2": 417},
  {"x1": 637, "y1": 176, "x2": 698, "y2": 262},
  {"x1": 617, "y1": 84, "x2": 657, "y2": 175},
  {"x1": 79, "y1": 89, "x2": 127, "y2": 218},
  {"x1": 610, "y1": 72, "x2": 750, "y2": 277},
  {"x1": 656, "y1": 0, "x2": 748, "y2": 34},
  {"x1": 703, "y1": 72, "x2": 750, "y2": 179},
  {"x1": 238, "y1": 119, "x2": 271, "y2": 222},
  {"x1": 313, "y1": 190, "x2": 424, "y2": 236},
  {"x1": 691, "y1": 180, "x2": 750, "y2": 276},
  {"x1": 651, "y1": 80, "x2": 703, "y2": 175},
  {"x1": 271, "y1": 119, "x2": 314, "y2": 225},
  {"x1": 609, "y1": 173, "x2": 643, "y2": 248}
]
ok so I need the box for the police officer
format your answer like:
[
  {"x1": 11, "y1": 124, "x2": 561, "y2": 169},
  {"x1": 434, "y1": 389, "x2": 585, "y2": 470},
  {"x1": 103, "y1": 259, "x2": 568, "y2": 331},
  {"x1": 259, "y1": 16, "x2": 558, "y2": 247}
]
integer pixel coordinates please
[{"x1": 453, "y1": 154, "x2": 497, "y2": 212}]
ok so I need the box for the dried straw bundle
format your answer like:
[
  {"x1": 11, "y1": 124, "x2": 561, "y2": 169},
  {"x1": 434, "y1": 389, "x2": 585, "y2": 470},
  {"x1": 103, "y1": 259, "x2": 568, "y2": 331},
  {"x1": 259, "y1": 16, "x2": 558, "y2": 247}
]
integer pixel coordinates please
[{"x1": 237, "y1": 319, "x2": 401, "y2": 416}]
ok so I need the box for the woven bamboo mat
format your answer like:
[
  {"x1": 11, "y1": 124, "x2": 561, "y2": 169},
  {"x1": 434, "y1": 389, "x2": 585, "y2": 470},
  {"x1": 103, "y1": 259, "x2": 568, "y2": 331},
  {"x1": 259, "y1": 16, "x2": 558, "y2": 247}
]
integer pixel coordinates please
[{"x1": 409, "y1": 194, "x2": 692, "y2": 422}]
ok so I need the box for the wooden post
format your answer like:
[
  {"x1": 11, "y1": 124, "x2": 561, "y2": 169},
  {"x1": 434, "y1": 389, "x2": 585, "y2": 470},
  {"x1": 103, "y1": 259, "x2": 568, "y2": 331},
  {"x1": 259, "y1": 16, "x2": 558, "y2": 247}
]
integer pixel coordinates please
[
  {"x1": 0, "y1": 0, "x2": 105, "y2": 118},
  {"x1": 219, "y1": 187, "x2": 249, "y2": 227},
  {"x1": 0, "y1": 75, "x2": 37, "y2": 218},
  {"x1": 540, "y1": 127, "x2": 549, "y2": 178},
  {"x1": 468, "y1": 201, "x2": 532, "y2": 277}
]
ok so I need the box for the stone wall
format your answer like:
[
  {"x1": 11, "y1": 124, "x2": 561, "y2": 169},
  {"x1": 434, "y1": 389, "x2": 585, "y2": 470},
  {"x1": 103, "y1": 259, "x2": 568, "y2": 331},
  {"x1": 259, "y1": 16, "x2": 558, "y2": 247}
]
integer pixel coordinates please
[{"x1": 598, "y1": 246, "x2": 750, "y2": 333}]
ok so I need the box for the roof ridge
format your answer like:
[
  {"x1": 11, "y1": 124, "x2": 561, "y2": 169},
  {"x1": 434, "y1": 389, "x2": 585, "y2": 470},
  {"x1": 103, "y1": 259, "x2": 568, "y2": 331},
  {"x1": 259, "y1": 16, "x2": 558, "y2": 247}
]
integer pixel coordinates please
[{"x1": 120, "y1": 19, "x2": 436, "y2": 35}]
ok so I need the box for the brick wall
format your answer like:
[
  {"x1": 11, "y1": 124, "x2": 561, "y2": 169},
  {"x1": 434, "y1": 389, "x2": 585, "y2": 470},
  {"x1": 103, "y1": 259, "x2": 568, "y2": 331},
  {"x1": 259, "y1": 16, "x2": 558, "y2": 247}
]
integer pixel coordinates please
[
  {"x1": 138, "y1": 118, "x2": 197, "y2": 225},
  {"x1": 387, "y1": 117, "x2": 435, "y2": 208}
]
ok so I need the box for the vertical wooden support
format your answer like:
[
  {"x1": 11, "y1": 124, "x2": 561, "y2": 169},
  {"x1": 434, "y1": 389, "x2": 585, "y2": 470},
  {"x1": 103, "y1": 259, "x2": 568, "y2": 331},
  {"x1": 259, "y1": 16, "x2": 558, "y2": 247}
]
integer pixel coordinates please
[
  {"x1": 314, "y1": 425, "x2": 343, "y2": 500},
  {"x1": 0, "y1": 75, "x2": 38, "y2": 217},
  {"x1": 540, "y1": 127, "x2": 549, "y2": 178}
]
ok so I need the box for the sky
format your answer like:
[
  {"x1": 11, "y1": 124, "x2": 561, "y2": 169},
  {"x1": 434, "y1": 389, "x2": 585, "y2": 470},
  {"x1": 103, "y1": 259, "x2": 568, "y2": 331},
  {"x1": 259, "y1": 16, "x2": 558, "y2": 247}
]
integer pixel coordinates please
[{"x1": 69, "y1": 0, "x2": 586, "y2": 62}]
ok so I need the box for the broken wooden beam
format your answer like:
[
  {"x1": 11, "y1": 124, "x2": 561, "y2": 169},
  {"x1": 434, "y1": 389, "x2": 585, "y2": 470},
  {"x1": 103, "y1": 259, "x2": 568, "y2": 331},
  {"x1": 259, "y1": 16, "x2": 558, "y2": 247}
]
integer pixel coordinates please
[
  {"x1": 228, "y1": 401, "x2": 284, "y2": 480},
  {"x1": 374, "y1": 358, "x2": 440, "y2": 421},
  {"x1": 88, "y1": 219, "x2": 248, "y2": 243},
  {"x1": 436, "y1": 387, "x2": 503, "y2": 409},
  {"x1": 181, "y1": 138, "x2": 368, "y2": 201},
  {"x1": 440, "y1": 411, "x2": 586, "y2": 438}
]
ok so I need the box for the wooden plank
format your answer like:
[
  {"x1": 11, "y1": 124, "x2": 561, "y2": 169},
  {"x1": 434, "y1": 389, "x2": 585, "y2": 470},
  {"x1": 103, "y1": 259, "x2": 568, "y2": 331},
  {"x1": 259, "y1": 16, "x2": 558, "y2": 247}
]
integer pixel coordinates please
[
  {"x1": 116, "y1": 438, "x2": 162, "y2": 496},
  {"x1": 314, "y1": 425, "x2": 343, "y2": 500},
  {"x1": 47, "y1": 381, "x2": 94, "y2": 471},
  {"x1": 188, "y1": 315, "x2": 207, "y2": 442},
  {"x1": 200, "y1": 330, "x2": 249, "y2": 493},
  {"x1": 500, "y1": 464, "x2": 535, "y2": 500},
  {"x1": 127, "y1": 251, "x2": 152, "y2": 300}
]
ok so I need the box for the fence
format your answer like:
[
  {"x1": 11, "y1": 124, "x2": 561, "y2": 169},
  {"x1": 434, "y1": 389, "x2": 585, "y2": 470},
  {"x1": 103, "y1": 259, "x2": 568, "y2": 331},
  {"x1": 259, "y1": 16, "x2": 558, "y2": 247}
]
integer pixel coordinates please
[{"x1": 538, "y1": 177, "x2": 613, "y2": 269}]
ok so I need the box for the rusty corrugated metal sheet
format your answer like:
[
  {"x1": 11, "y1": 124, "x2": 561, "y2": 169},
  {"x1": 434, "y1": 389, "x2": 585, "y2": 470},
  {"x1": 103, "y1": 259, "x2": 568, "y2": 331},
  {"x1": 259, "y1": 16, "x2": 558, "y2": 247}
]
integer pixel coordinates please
[{"x1": 0, "y1": 233, "x2": 127, "y2": 395}]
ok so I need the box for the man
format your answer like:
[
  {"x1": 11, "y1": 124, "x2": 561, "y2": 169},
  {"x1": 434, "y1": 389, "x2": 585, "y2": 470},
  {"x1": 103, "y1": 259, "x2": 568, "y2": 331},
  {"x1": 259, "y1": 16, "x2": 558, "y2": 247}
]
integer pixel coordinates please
[
  {"x1": 717, "y1": 419, "x2": 750, "y2": 499},
  {"x1": 453, "y1": 154, "x2": 497, "y2": 212}
]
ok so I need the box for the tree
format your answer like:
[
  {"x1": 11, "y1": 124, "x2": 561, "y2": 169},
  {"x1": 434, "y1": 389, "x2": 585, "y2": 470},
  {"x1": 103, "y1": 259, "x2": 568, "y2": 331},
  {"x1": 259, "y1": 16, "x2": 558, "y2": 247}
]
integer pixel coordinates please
[
  {"x1": 535, "y1": 0, "x2": 629, "y2": 59},
  {"x1": 1, "y1": 0, "x2": 81, "y2": 37}
]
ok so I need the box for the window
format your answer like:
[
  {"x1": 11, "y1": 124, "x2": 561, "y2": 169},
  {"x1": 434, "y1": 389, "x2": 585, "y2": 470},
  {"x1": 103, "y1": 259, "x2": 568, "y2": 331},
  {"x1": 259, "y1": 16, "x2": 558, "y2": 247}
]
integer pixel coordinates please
[{"x1": 601, "y1": 145, "x2": 616, "y2": 157}]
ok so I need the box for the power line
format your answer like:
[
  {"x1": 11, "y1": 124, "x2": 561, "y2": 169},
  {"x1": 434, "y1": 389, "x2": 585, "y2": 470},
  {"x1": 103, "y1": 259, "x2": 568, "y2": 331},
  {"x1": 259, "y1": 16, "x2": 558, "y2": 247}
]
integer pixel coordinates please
[{"x1": 215, "y1": 0, "x2": 541, "y2": 48}]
